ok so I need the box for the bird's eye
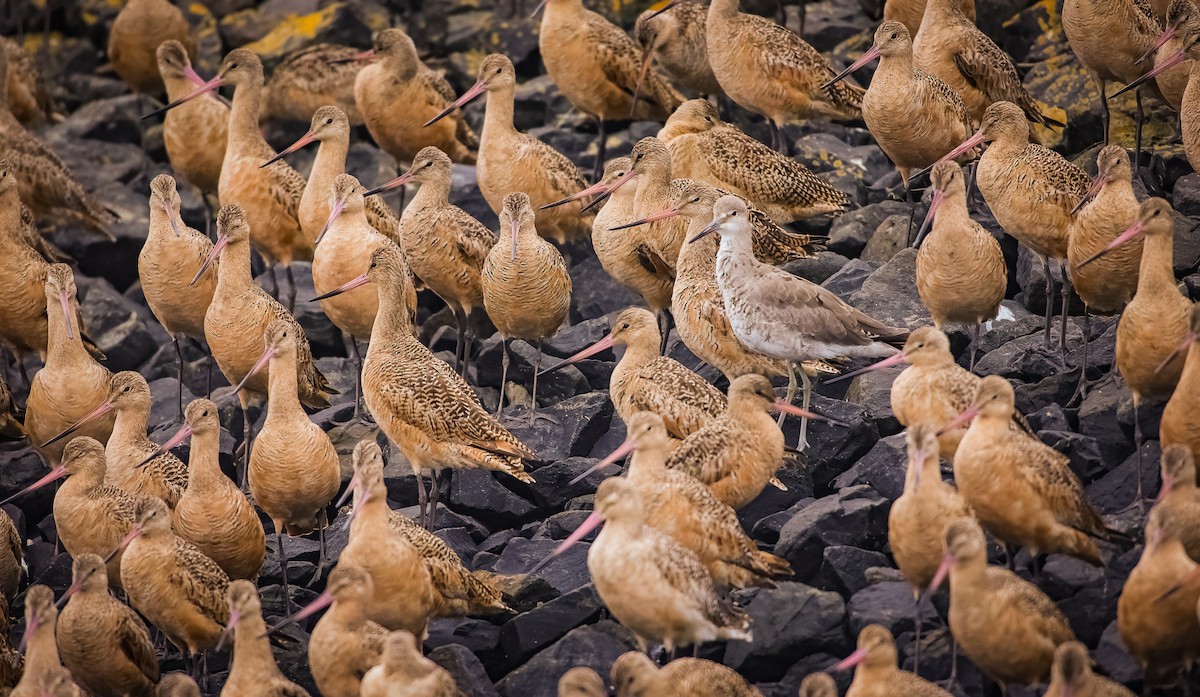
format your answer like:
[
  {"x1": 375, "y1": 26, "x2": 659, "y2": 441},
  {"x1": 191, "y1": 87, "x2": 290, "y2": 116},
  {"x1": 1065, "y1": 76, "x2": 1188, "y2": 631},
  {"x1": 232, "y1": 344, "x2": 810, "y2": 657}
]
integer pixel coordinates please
[
  {"x1": 230, "y1": 63, "x2": 239, "y2": 69},
  {"x1": 495, "y1": 68, "x2": 502, "y2": 74},
  {"x1": 424, "y1": 161, "x2": 433, "y2": 168},
  {"x1": 622, "y1": 323, "x2": 630, "y2": 329},
  {"x1": 704, "y1": 116, "x2": 712, "y2": 123},
  {"x1": 326, "y1": 118, "x2": 333, "y2": 125},
  {"x1": 691, "y1": 197, "x2": 700, "y2": 203},
  {"x1": 370, "y1": 261, "x2": 378, "y2": 268},
  {"x1": 891, "y1": 33, "x2": 898, "y2": 39},
  {"x1": 731, "y1": 211, "x2": 738, "y2": 216}
]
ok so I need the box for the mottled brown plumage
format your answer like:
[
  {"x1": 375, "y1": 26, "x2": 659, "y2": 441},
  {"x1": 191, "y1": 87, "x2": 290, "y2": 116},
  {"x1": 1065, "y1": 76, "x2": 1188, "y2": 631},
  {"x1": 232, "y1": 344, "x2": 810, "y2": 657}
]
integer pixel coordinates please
[
  {"x1": 11, "y1": 586, "x2": 75, "y2": 697},
  {"x1": 107, "y1": 0, "x2": 194, "y2": 95},
  {"x1": 838, "y1": 624, "x2": 951, "y2": 697},
  {"x1": 1149, "y1": 0, "x2": 1199, "y2": 110},
  {"x1": 798, "y1": 673, "x2": 838, "y2": 697},
  {"x1": 0, "y1": 162, "x2": 61, "y2": 362},
  {"x1": 264, "y1": 44, "x2": 364, "y2": 126},
  {"x1": 1152, "y1": 446, "x2": 1200, "y2": 559},
  {"x1": 305, "y1": 565, "x2": 388, "y2": 697},
  {"x1": 360, "y1": 630, "x2": 464, "y2": 697},
  {"x1": 1067, "y1": 146, "x2": 1141, "y2": 315},
  {"x1": 611, "y1": 650, "x2": 762, "y2": 697},
  {"x1": 634, "y1": 2, "x2": 722, "y2": 97},
  {"x1": 222, "y1": 580, "x2": 311, "y2": 697},
  {"x1": 155, "y1": 41, "x2": 227, "y2": 196},
  {"x1": 557, "y1": 668, "x2": 607, "y2": 697},
  {"x1": 1, "y1": 38, "x2": 53, "y2": 127},
  {"x1": 156, "y1": 674, "x2": 200, "y2": 697},
  {"x1": 1045, "y1": 641, "x2": 1137, "y2": 697},
  {"x1": 1162, "y1": 310, "x2": 1200, "y2": 474},
  {"x1": 93, "y1": 372, "x2": 188, "y2": 508},
  {"x1": 0, "y1": 509, "x2": 21, "y2": 601},
  {"x1": 884, "y1": 0, "x2": 975, "y2": 42}
]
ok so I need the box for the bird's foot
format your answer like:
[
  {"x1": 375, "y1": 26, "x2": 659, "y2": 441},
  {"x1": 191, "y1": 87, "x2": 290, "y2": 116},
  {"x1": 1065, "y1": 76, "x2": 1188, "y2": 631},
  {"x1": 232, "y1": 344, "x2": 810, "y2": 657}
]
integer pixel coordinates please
[{"x1": 527, "y1": 410, "x2": 559, "y2": 426}]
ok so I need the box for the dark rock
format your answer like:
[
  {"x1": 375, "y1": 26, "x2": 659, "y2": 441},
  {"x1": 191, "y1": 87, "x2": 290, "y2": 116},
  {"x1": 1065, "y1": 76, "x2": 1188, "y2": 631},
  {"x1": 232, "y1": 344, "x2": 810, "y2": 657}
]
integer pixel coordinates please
[
  {"x1": 446, "y1": 470, "x2": 538, "y2": 529},
  {"x1": 268, "y1": 264, "x2": 343, "y2": 359},
  {"x1": 976, "y1": 329, "x2": 1084, "y2": 383},
  {"x1": 52, "y1": 94, "x2": 143, "y2": 145},
  {"x1": 723, "y1": 582, "x2": 848, "y2": 680},
  {"x1": 850, "y1": 248, "x2": 931, "y2": 330},
  {"x1": 525, "y1": 457, "x2": 608, "y2": 510},
  {"x1": 735, "y1": 457, "x2": 817, "y2": 537},
  {"x1": 814, "y1": 546, "x2": 891, "y2": 596},
  {"x1": 1038, "y1": 430, "x2": 1105, "y2": 482},
  {"x1": 832, "y1": 432, "x2": 907, "y2": 502},
  {"x1": 492, "y1": 537, "x2": 591, "y2": 601},
  {"x1": 826, "y1": 201, "x2": 909, "y2": 257},
  {"x1": 535, "y1": 510, "x2": 593, "y2": 541},
  {"x1": 1086, "y1": 441, "x2": 1161, "y2": 516},
  {"x1": 846, "y1": 581, "x2": 922, "y2": 638},
  {"x1": 475, "y1": 338, "x2": 589, "y2": 407},
  {"x1": 1172, "y1": 172, "x2": 1200, "y2": 218},
  {"x1": 503, "y1": 391, "x2": 614, "y2": 463},
  {"x1": 430, "y1": 643, "x2": 501, "y2": 697},
  {"x1": 784, "y1": 395, "x2": 877, "y2": 493},
  {"x1": 569, "y1": 256, "x2": 643, "y2": 324},
  {"x1": 0, "y1": 448, "x2": 55, "y2": 519},
  {"x1": 859, "y1": 214, "x2": 913, "y2": 263},
  {"x1": 843, "y1": 365, "x2": 902, "y2": 435},
  {"x1": 792, "y1": 133, "x2": 892, "y2": 188},
  {"x1": 494, "y1": 621, "x2": 637, "y2": 696},
  {"x1": 1095, "y1": 620, "x2": 1142, "y2": 686},
  {"x1": 784, "y1": 250, "x2": 851, "y2": 286},
  {"x1": 228, "y1": 3, "x2": 373, "y2": 70},
  {"x1": 820, "y1": 258, "x2": 878, "y2": 302},
  {"x1": 146, "y1": 378, "x2": 195, "y2": 427},
  {"x1": 75, "y1": 276, "x2": 161, "y2": 371},
  {"x1": 427, "y1": 618, "x2": 503, "y2": 659},
  {"x1": 496, "y1": 584, "x2": 604, "y2": 671},
  {"x1": 775, "y1": 486, "x2": 891, "y2": 581},
  {"x1": 1024, "y1": 402, "x2": 1071, "y2": 434}
]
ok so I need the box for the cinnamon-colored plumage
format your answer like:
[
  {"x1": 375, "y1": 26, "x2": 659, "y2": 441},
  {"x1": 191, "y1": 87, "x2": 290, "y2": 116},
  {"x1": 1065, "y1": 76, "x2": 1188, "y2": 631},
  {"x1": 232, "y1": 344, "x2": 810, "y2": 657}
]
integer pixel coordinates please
[
  {"x1": 10, "y1": 586, "x2": 76, "y2": 697},
  {"x1": 221, "y1": 580, "x2": 311, "y2": 697},
  {"x1": 359, "y1": 630, "x2": 463, "y2": 697},
  {"x1": 1162, "y1": 308, "x2": 1200, "y2": 475},
  {"x1": 1151, "y1": 446, "x2": 1200, "y2": 560},
  {"x1": 1067, "y1": 146, "x2": 1142, "y2": 316},
  {"x1": 557, "y1": 668, "x2": 607, "y2": 697},
  {"x1": 798, "y1": 673, "x2": 838, "y2": 697},
  {"x1": 155, "y1": 41, "x2": 227, "y2": 197},
  {"x1": 304, "y1": 565, "x2": 388, "y2": 697},
  {"x1": 1147, "y1": 0, "x2": 1198, "y2": 111},
  {"x1": 2, "y1": 38, "x2": 54, "y2": 128},
  {"x1": 1045, "y1": 641, "x2": 1137, "y2": 697},
  {"x1": 107, "y1": 0, "x2": 194, "y2": 95},
  {"x1": 835, "y1": 624, "x2": 952, "y2": 697},
  {"x1": 610, "y1": 650, "x2": 762, "y2": 697},
  {"x1": 0, "y1": 509, "x2": 21, "y2": 602},
  {"x1": 263, "y1": 44, "x2": 364, "y2": 126},
  {"x1": 634, "y1": 2, "x2": 722, "y2": 97},
  {"x1": 883, "y1": 0, "x2": 975, "y2": 42}
]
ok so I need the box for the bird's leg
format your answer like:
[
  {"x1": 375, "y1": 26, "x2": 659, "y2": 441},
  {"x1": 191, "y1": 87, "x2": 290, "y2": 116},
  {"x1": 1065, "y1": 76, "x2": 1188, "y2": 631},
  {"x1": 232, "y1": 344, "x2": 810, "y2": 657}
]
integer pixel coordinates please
[
  {"x1": 529, "y1": 340, "x2": 559, "y2": 425},
  {"x1": 1135, "y1": 87, "x2": 1145, "y2": 173},
  {"x1": 1131, "y1": 396, "x2": 1148, "y2": 514},
  {"x1": 238, "y1": 396, "x2": 254, "y2": 492},
  {"x1": 496, "y1": 338, "x2": 511, "y2": 419},
  {"x1": 1098, "y1": 77, "x2": 1110, "y2": 146},
  {"x1": 798, "y1": 366, "x2": 813, "y2": 450},
  {"x1": 173, "y1": 334, "x2": 185, "y2": 423},
  {"x1": 1058, "y1": 261, "x2": 1072, "y2": 367},
  {"x1": 1071, "y1": 308, "x2": 1091, "y2": 405},
  {"x1": 779, "y1": 361, "x2": 798, "y2": 428},
  {"x1": 904, "y1": 181, "x2": 916, "y2": 244},
  {"x1": 453, "y1": 306, "x2": 467, "y2": 375},
  {"x1": 968, "y1": 323, "x2": 980, "y2": 372},
  {"x1": 310, "y1": 509, "x2": 328, "y2": 586},
  {"x1": 428, "y1": 470, "x2": 440, "y2": 529},
  {"x1": 1041, "y1": 256, "x2": 1055, "y2": 349},
  {"x1": 913, "y1": 596, "x2": 923, "y2": 676},
  {"x1": 416, "y1": 467, "x2": 429, "y2": 530},
  {"x1": 941, "y1": 635, "x2": 960, "y2": 690},
  {"x1": 657, "y1": 309, "x2": 674, "y2": 355},
  {"x1": 351, "y1": 337, "x2": 365, "y2": 423},
  {"x1": 205, "y1": 350, "x2": 213, "y2": 398},
  {"x1": 285, "y1": 265, "x2": 297, "y2": 313},
  {"x1": 594, "y1": 119, "x2": 608, "y2": 181},
  {"x1": 268, "y1": 264, "x2": 280, "y2": 300},
  {"x1": 276, "y1": 525, "x2": 291, "y2": 616},
  {"x1": 1004, "y1": 542, "x2": 1017, "y2": 571}
]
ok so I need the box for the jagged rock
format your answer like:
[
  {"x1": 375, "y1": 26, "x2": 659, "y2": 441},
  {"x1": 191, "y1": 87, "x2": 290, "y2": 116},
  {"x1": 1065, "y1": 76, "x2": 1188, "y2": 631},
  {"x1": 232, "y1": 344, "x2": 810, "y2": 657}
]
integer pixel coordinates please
[
  {"x1": 860, "y1": 214, "x2": 914, "y2": 263},
  {"x1": 723, "y1": 582, "x2": 848, "y2": 680},
  {"x1": 784, "y1": 250, "x2": 852, "y2": 286},
  {"x1": 525, "y1": 457, "x2": 607, "y2": 510},
  {"x1": 494, "y1": 621, "x2": 638, "y2": 697},
  {"x1": 792, "y1": 133, "x2": 892, "y2": 191},
  {"x1": 1086, "y1": 441, "x2": 1162, "y2": 516},
  {"x1": 475, "y1": 337, "x2": 590, "y2": 407},
  {"x1": 76, "y1": 277, "x2": 163, "y2": 372},
  {"x1": 844, "y1": 364, "x2": 902, "y2": 435},
  {"x1": 496, "y1": 584, "x2": 604, "y2": 671},
  {"x1": 430, "y1": 643, "x2": 501, "y2": 697},
  {"x1": 784, "y1": 395, "x2": 877, "y2": 493},
  {"x1": 846, "y1": 581, "x2": 922, "y2": 638},
  {"x1": 492, "y1": 537, "x2": 591, "y2": 601},
  {"x1": 503, "y1": 391, "x2": 614, "y2": 463},
  {"x1": 832, "y1": 432, "x2": 907, "y2": 502},
  {"x1": 775, "y1": 485, "x2": 891, "y2": 580},
  {"x1": 813, "y1": 545, "x2": 891, "y2": 596},
  {"x1": 820, "y1": 258, "x2": 878, "y2": 302},
  {"x1": 446, "y1": 470, "x2": 538, "y2": 529},
  {"x1": 569, "y1": 256, "x2": 644, "y2": 324},
  {"x1": 826, "y1": 201, "x2": 909, "y2": 257},
  {"x1": 850, "y1": 248, "x2": 931, "y2": 330}
]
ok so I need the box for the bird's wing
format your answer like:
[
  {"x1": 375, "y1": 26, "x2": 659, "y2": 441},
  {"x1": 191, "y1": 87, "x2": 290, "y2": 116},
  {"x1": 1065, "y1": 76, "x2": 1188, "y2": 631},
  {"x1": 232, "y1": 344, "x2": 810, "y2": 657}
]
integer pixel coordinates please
[
  {"x1": 951, "y1": 34, "x2": 1044, "y2": 120},
  {"x1": 447, "y1": 208, "x2": 496, "y2": 272},
  {"x1": 990, "y1": 569, "x2": 1075, "y2": 644},
  {"x1": 171, "y1": 539, "x2": 230, "y2": 624},
  {"x1": 665, "y1": 421, "x2": 739, "y2": 485},
  {"x1": 741, "y1": 269, "x2": 901, "y2": 347},
  {"x1": 520, "y1": 137, "x2": 591, "y2": 199},
  {"x1": 419, "y1": 66, "x2": 459, "y2": 107},
  {"x1": 117, "y1": 606, "x2": 161, "y2": 684},
  {"x1": 1014, "y1": 145, "x2": 1091, "y2": 208},
  {"x1": 1015, "y1": 436, "x2": 1108, "y2": 535},
  {"x1": 627, "y1": 358, "x2": 726, "y2": 438},
  {"x1": 705, "y1": 129, "x2": 849, "y2": 218}
]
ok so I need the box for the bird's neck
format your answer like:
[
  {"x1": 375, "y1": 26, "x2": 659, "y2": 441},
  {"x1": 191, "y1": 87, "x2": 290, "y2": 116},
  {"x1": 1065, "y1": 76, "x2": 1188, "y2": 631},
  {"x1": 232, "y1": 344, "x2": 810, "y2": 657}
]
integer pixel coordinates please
[
  {"x1": 482, "y1": 87, "x2": 517, "y2": 139},
  {"x1": 265, "y1": 350, "x2": 305, "y2": 421},
  {"x1": 1137, "y1": 232, "x2": 1178, "y2": 293},
  {"x1": 215, "y1": 239, "x2": 254, "y2": 296},
  {"x1": 22, "y1": 622, "x2": 62, "y2": 680},
  {"x1": 933, "y1": 193, "x2": 972, "y2": 230},
  {"x1": 627, "y1": 448, "x2": 668, "y2": 482},
  {"x1": 875, "y1": 52, "x2": 914, "y2": 80},
  {"x1": 0, "y1": 195, "x2": 24, "y2": 240},
  {"x1": 408, "y1": 178, "x2": 451, "y2": 212},
  {"x1": 147, "y1": 203, "x2": 177, "y2": 243},
  {"x1": 186, "y1": 429, "x2": 226, "y2": 491},
  {"x1": 230, "y1": 611, "x2": 280, "y2": 679},
  {"x1": 110, "y1": 403, "x2": 152, "y2": 453},
  {"x1": 45, "y1": 295, "x2": 90, "y2": 366},
  {"x1": 228, "y1": 81, "x2": 266, "y2": 152},
  {"x1": 371, "y1": 279, "x2": 415, "y2": 346},
  {"x1": 709, "y1": 0, "x2": 740, "y2": 19},
  {"x1": 309, "y1": 138, "x2": 349, "y2": 201}
]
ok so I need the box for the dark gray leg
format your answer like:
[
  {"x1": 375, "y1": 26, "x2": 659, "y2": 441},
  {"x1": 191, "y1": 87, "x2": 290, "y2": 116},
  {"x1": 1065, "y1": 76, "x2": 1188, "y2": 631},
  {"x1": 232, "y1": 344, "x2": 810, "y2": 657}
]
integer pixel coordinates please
[
  {"x1": 174, "y1": 335, "x2": 185, "y2": 422},
  {"x1": 276, "y1": 526, "x2": 291, "y2": 616},
  {"x1": 496, "y1": 338, "x2": 512, "y2": 418}
]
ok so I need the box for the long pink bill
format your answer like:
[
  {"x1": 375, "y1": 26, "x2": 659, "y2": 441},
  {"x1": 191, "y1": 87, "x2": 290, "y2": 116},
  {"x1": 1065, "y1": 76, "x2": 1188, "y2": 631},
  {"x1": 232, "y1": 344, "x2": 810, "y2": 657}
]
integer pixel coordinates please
[
  {"x1": 40, "y1": 399, "x2": 115, "y2": 448},
  {"x1": 0, "y1": 465, "x2": 68, "y2": 506},
  {"x1": 646, "y1": 0, "x2": 680, "y2": 20},
  {"x1": 424, "y1": 80, "x2": 487, "y2": 127},
  {"x1": 580, "y1": 168, "x2": 639, "y2": 214},
  {"x1": 824, "y1": 350, "x2": 909, "y2": 385},
  {"x1": 334, "y1": 473, "x2": 360, "y2": 508},
  {"x1": 260, "y1": 130, "x2": 317, "y2": 169},
  {"x1": 1112, "y1": 46, "x2": 1189, "y2": 99},
  {"x1": 914, "y1": 131, "x2": 985, "y2": 180},
  {"x1": 58, "y1": 290, "x2": 74, "y2": 340},
  {"x1": 609, "y1": 206, "x2": 679, "y2": 231},
  {"x1": 215, "y1": 609, "x2": 240, "y2": 652},
  {"x1": 630, "y1": 48, "x2": 654, "y2": 119},
  {"x1": 1137, "y1": 26, "x2": 1176, "y2": 64},
  {"x1": 510, "y1": 216, "x2": 520, "y2": 261},
  {"x1": 133, "y1": 423, "x2": 193, "y2": 470},
  {"x1": 1154, "y1": 333, "x2": 1194, "y2": 374},
  {"x1": 364, "y1": 170, "x2": 416, "y2": 198},
  {"x1": 231, "y1": 345, "x2": 276, "y2": 395},
  {"x1": 1075, "y1": 218, "x2": 1145, "y2": 269},
  {"x1": 315, "y1": 200, "x2": 345, "y2": 246},
  {"x1": 772, "y1": 400, "x2": 850, "y2": 428},
  {"x1": 164, "y1": 202, "x2": 183, "y2": 237},
  {"x1": 821, "y1": 43, "x2": 881, "y2": 90},
  {"x1": 541, "y1": 178, "x2": 610, "y2": 210},
  {"x1": 311, "y1": 272, "x2": 372, "y2": 302},
  {"x1": 329, "y1": 49, "x2": 374, "y2": 65},
  {"x1": 104, "y1": 523, "x2": 143, "y2": 563},
  {"x1": 527, "y1": 511, "x2": 604, "y2": 574},
  {"x1": 1156, "y1": 471, "x2": 1177, "y2": 504},
  {"x1": 191, "y1": 232, "x2": 228, "y2": 285},
  {"x1": 937, "y1": 404, "x2": 979, "y2": 437},
  {"x1": 568, "y1": 439, "x2": 635, "y2": 486},
  {"x1": 182, "y1": 64, "x2": 207, "y2": 88},
  {"x1": 687, "y1": 217, "x2": 721, "y2": 244},
  {"x1": 829, "y1": 648, "x2": 868, "y2": 672},
  {"x1": 538, "y1": 333, "x2": 616, "y2": 376},
  {"x1": 913, "y1": 187, "x2": 946, "y2": 247},
  {"x1": 18, "y1": 616, "x2": 38, "y2": 654},
  {"x1": 265, "y1": 590, "x2": 333, "y2": 636},
  {"x1": 142, "y1": 74, "x2": 222, "y2": 119},
  {"x1": 55, "y1": 564, "x2": 100, "y2": 609},
  {"x1": 918, "y1": 552, "x2": 953, "y2": 609},
  {"x1": 1071, "y1": 173, "x2": 1106, "y2": 216}
]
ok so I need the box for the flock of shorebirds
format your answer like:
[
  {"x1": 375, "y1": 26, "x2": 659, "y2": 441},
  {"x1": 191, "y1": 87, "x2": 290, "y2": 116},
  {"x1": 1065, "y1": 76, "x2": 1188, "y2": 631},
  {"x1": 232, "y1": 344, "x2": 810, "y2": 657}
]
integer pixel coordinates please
[{"x1": 2, "y1": 0, "x2": 1200, "y2": 694}]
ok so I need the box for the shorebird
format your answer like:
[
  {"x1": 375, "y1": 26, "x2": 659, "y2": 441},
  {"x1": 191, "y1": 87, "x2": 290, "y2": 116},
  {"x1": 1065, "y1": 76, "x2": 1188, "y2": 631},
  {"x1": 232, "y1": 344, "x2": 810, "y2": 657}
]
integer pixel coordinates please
[
  {"x1": 25, "y1": 264, "x2": 114, "y2": 465},
  {"x1": 537, "y1": 0, "x2": 683, "y2": 176},
  {"x1": 1161, "y1": 309, "x2": 1200, "y2": 471},
  {"x1": 544, "y1": 306, "x2": 726, "y2": 440},
  {"x1": 1151, "y1": 446, "x2": 1200, "y2": 559},
  {"x1": 355, "y1": 28, "x2": 477, "y2": 164},
  {"x1": 930, "y1": 101, "x2": 1088, "y2": 357},
  {"x1": 313, "y1": 247, "x2": 534, "y2": 529},
  {"x1": 912, "y1": 0, "x2": 1063, "y2": 126},
  {"x1": 1045, "y1": 641, "x2": 1137, "y2": 697},
  {"x1": 884, "y1": 0, "x2": 975, "y2": 40},
  {"x1": 115, "y1": 497, "x2": 230, "y2": 678},
  {"x1": 262, "y1": 44, "x2": 364, "y2": 126},
  {"x1": 57, "y1": 554, "x2": 159, "y2": 697},
  {"x1": 139, "y1": 173, "x2": 217, "y2": 418},
  {"x1": 656, "y1": 99, "x2": 850, "y2": 224},
  {"x1": 831, "y1": 624, "x2": 952, "y2": 697},
  {"x1": 703, "y1": 195, "x2": 906, "y2": 447},
  {"x1": 798, "y1": 673, "x2": 838, "y2": 697},
  {"x1": 1086, "y1": 198, "x2": 1191, "y2": 507},
  {"x1": 483, "y1": 192, "x2": 571, "y2": 421},
  {"x1": 1117, "y1": 505, "x2": 1200, "y2": 687},
  {"x1": 337, "y1": 441, "x2": 436, "y2": 635},
  {"x1": 10, "y1": 586, "x2": 73, "y2": 697},
  {"x1": 366, "y1": 146, "x2": 495, "y2": 374},
  {"x1": 219, "y1": 580, "x2": 311, "y2": 697},
  {"x1": 425, "y1": 53, "x2": 593, "y2": 243},
  {"x1": 913, "y1": 161, "x2": 1005, "y2": 368},
  {"x1": 155, "y1": 41, "x2": 227, "y2": 203},
  {"x1": 1119, "y1": 0, "x2": 1199, "y2": 111},
  {"x1": 0, "y1": 509, "x2": 20, "y2": 602},
  {"x1": 706, "y1": 0, "x2": 863, "y2": 152},
  {"x1": 559, "y1": 668, "x2": 607, "y2": 697},
  {"x1": 928, "y1": 517, "x2": 1075, "y2": 689},
  {"x1": 152, "y1": 399, "x2": 265, "y2": 581},
  {"x1": 0, "y1": 376, "x2": 20, "y2": 443},
  {"x1": 610, "y1": 650, "x2": 763, "y2": 697},
  {"x1": 2, "y1": 37, "x2": 54, "y2": 128},
  {"x1": 633, "y1": 2, "x2": 722, "y2": 100},
  {"x1": 157, "y1": 674, "x2": 201, "y2": 697},
  {"x1": 943, "y1": 375, "x2": 1116, "y2": 565},
  {"x1": 540, "y1": 476, "x2": 753, "y2": 653},
  {"x1": 1066, "y1": 145, "x2": 1141, "y2": 399},
  {"x1": 107, "y1": 0, "x2": 194, "y2": 96},
  {"x1": 360, "y1": 631, "x2": 462, "y2": 697},
  {"x1": 236, "y1": 321, "x2": 339, "y2": 609},
  {"x1": 825, "y1": 22, "x2": 974, "y2": 190}
]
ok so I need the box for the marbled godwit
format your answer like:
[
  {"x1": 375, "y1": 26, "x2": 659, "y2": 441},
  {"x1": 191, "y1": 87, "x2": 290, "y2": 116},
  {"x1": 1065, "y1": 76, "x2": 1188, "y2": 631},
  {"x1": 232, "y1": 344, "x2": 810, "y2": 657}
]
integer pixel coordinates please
[
  {"x1": 264, "y1": 106, "x2": 401, "y2": 247},
  {"x1": 263, "y1": 44, "x2": 364, "y2": 126},
  {"x1": 2, "y1": 38, "x2": 53, "y2": 128},
  {"x1": 1162, "y1": 310, "x2": 1200, "y2": 471},
  {"x1": 798, "y1": 673, "x2": 838, "y2": 697},
  {"x1": 157, "y1": 674, "x2": 201, "y2": 697},
  {"x1": 610, "y1": 650, "x2": 762, "y2": 696},
  {"x1": 107, "y1": 0, "x2": 194, "y2": 95},
  {"x1": 1117, "y1": 505, "x2": 1200, "y2": 686},
  {"x1": 115, "y1": 497, "x2": 230, "y2": 675},
  {"x1": 1085, "y1": 197, "x2": 1191, "y2": 507},
  {"x1": 832, "y1": 624, "x2": 951, "y2": 697},
  {"x1": 912, "y1": 0, "x2": 1063, "y2": 126},
  {"x1": 1045, "y1": 641, "x2": 1137, "y2": 697},
  {"x1": 703, "y1": 195, "x2": 906, "y2": 447},
  {"x1": 0, "y1": 50, "x2": 116, "y2": 238},
  {"x1": 543, "y1": 476, "x2": 752, "y2": 653},
  {"x1": 346, "y1": 438, "x2": 510, "y2": 617},
  {"x1": 1152, "y1": 446, "x2": 1200, "y2": 560},
  {"x1": 884, "y1": 0, "x2": 975, "y2": 41},
  {"x1": 0, "y1": 376, "x2": 20, "y2": 441},
  {"x1": 140, "y1": 173, "x2": 217, "y2": 417},
  {"x1": 425, "y1": 54, "x2": 593, "y2": 243},
  {"x1": 656, "y1": 100, "x2": 850, "y2": 224},
  {"x1": 931, "y1": 101, "x2": 1088, "y2": 355},
  {"x1": 40, "y1": 371, "x2": 187, "y2": 508},
  {"x1": 10, "y1": 586, "x2": 73, "y2": 697},
  {"x1": 360, "y1": 630, "x2": 462, "y2": 697},
  {"x1": 57, "y1": 553, "x2": 159, "y2": 697},
  {"x1": 152, "y1": 50, "x2": 312, "y2": 307},
  {"x1": 155, "y1": 41, "x2": 227, "y2": 202},
  {"x1": 152, "y1": 399, "x2": 265, "y2": 580},
  {"x1": 944, "y1": 375, "x2": 1115, "y2": 565},
  {"x1": 339, "y1": 440, "x2": 436, "y2": 634},
  {"x1": 706, "y1": 0, "x2": 863, "y2": 152},
  {"x1": 913, "y1": 161, "x2": 1005, "y2": 368},
  {"x1": 634, "y1": 2, "x2": 722, "y2": 100},
  {"x1": 558, "y1": 668, "x2": 606, "y2": 697},
  {"x1": 538, "y1": 0, "x2": 683, "y2": 175},
  {"x1": 544, "y1": 306, "x2": 725, "y2": 440},
  {"x1": 312, "y1": 174, "x2": 414, "y2": 417},
  {"x1": 927, "y1": 517, "x2": 1075, "y2": 688},
  {"x1": 195, "y1": 205, "x2": 334, "y2": 470},
  {"x1": 274, "y1": 564, "x2": 386, "y2": 697},
  {"x1": 219, "y1": 580, "x2": 311, "y2": 697},
  {"x1": 236, "y1": 321, "x2": 339, "y2": 608},
  {"x1": 887, "y1": 423, "x2": 970, "y2": 669},
  {"x1": 25, "y1": 265, "x2": 114, "y2": 465},
  {"x1": 356, "y1": 29, "x2": 477, "y2": 165},
  {"x1": 825, "y1": 22, "x2": 973, "y2": 190},
  {"x1": 483, "y1": 192, "x2": 571, "y2": 420},
  {"x1": 315, "y1": 247, "x2": 534, "y2": 528},
  {"x1": 665, "y1": 374, "x2": 833, "y2": 509},
  {"x1": 1129, "y1": 0, "x2": 1199, "y2": 111},
  {"x1": 1067, "y1": 145, "x2": 1141, "y2": 399},
  {"x1": 0, "y1": 509, "x2": 20, "y2": 601},
  {"x1": 366, "y1": 146, "x2": 495, "y2": 373}
]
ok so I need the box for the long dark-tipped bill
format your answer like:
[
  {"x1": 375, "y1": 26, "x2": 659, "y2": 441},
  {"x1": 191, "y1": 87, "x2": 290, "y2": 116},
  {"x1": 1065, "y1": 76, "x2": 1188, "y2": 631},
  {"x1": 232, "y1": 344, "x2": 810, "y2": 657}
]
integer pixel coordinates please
[
  {"x1": 1112, "y1": 46, "x2": 1188, "y2": 99},
  {"x1": 334, "y1": 473, "x2": 360, "y2": 508},
  {"x1": 59, "y1": 290, "x2": 74, "y2": 340},
  {"x1": 364, "y1": 171, "x2": 416, "y2": 198},
  {"x1": 772, "y1": 400, "x2": 850, "y2": 428},
  {"x1": 824, "y1": 351, "x2": 909, "y2": 385},
  {"x1": 609, "y1": 206, "x2": 679, "y2": 231},
  {"x1": 913, "y1": 188, "x2": 946, "y2": 248},
  {"x1": 830, "y1": 648, "x2": 869, "y2": 672},
  {"x1": 0, "y1": 464, "x2": 68, "y2": 506},
  {"x1": 527, "y1": 510, "x2": 604, "y2": 574},
  {"x1": 687, "y1": 217, "x2": 721, "y2": 244},
  {"x1": 541, "y1": 179, "x2": 609, "y2": 210},
  {"x1": 1075, "y1": 218, "x2": 1145, "y2": 269},
  {"x1": 424, "y1": 80, "x2": 486, "y2": 127},
  {"x1": 265, "y1": 590, "x2": 333, "y2": 635},
  {"x1": 821, "y1": 43, "x2": 881, "y2": 90},
  {"x1": 311, "y1": 272, "x2": 372, "y2": 302},
  {"x1": 142, "y1": 74, "x2": 222, "y2": 119},
  {"x1": 580, "y1": 168, "x2": 639, "y2": 214},
  {"x1": 917, "y1": 552, "x2": 953, "y2": 609},
  {"x1": 133, "y1": 423, "x2": 193, "y2": 469},
  {"x1": 1137, "y1": 26, "x2": 1176, "y2": 64},
  {"x1": 914, "y1": 131, "x2": 986, "y2": 180},
  {"x1": 40, "y1": 399, "x2": 115, "y2": 448},
  {"x1": 104, "y1": 523, "x2": 143, "y2": 563},
  {"x1": 191, "y1": 233, "x2": 228, "y2": 286},
  {"x1": 1155, "y1": 334, "x2": 1193, "y2": 374},
  {"x1": 261, "y1": 130, "x2": 317, "y2": 169},
  {"x1": 530, "y1": 0, "x2": 549, "y2": 17},
  {"x1": 538, "y1": 333, "x2": 616, "y2": 376},
  {"x1": 1071, "y1": 173, "x2": 1106, "y2": 216},
  {"x1": 567, "y1": 438, "x2": 634, "y2": 486},
  {"x1": 314, "y1": 200, "x2": 344, "y2": 247},
  {"x1": 231, "y1": 345, "x2": 275, "y2": 395},
  {"x1": 330, "y1": 49, "x2": 374, "y2": 65},
  {"x1": 937, "y1": 404, "x2": 979, "y2": 437},
  {"x1": 646, "y1": 0, "x2": 680, "y2": 20},
  {"x1": 215, "y1": 609, "x2": 240, "y2": 652}
]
